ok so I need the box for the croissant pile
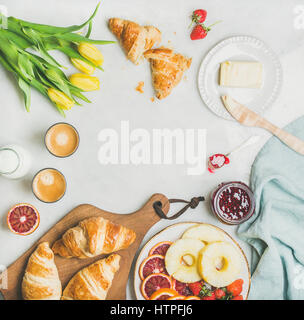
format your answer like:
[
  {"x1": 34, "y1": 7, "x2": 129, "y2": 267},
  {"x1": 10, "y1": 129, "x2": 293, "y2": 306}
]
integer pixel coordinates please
[
  {"x1": 22, "y1": 217, "x2": 136, "y2": 300},
  {"x1": 108, "y1": 18, "x2": 191, "y2": 100}
]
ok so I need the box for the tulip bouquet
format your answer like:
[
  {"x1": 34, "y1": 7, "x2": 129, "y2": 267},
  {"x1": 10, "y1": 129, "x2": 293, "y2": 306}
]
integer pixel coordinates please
[{"x1": 0, "y1": 3, "x2": 113, "y2": 115}]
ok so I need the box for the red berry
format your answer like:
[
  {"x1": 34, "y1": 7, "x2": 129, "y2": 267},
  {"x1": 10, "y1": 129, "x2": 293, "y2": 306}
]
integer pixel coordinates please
[
  {"x1": 188, "y1": 281, "x2": 203, "y2": 296},
  {"x1": 214, "y1": 288, "x2": 226, "y2": 300},
  {"x1": 192, "y1": 9, "x2": 207, "y2": 24},
  {"x1": 226, "y1": 279, "x2": 244, "y2": 297},
  {"x1": 201, "y1": 291, "x2": 216, "y2": 300},
  {"x1": 190, "y1": 25, "x2": 207, "y2": 40},
  {"x1": 232, "y1": 295, "x2": 243, "y2": 300}
]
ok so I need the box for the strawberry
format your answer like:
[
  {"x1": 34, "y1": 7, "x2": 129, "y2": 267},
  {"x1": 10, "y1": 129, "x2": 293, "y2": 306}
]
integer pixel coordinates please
[
  {"x1": 190, "y1": 21, "x2": 221, "y2": 41},
  {"x1": 231, "y1": 295, "x2": 243, "y2": 300},
  {"x1": 190, "y1": 25, "x2": 208, "y2": 40},
  {"x1": 214, "y1": 288, "x2": 226, "y2": 300},
  {"x1": 188, "y1": 281, "x2": 203, "y2": 296},
  {"x1": 226, "y1": 279, "x2": 244, "y2": 297},
  {"x1": 201, "y1": 291, "x2": 216, "y2": 300},
  {"x1": 191, "y1": 9, "x2": 207, "y2": 25}
]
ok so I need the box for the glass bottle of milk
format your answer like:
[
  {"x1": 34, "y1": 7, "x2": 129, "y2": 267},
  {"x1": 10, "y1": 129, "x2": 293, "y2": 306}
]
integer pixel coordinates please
[{"x1": 0, "y1": 145, "x2": 31, "y2": 179}]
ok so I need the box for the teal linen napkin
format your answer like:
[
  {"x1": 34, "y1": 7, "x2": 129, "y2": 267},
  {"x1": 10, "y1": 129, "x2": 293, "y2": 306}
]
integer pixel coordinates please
[{"x1": 237, "y1": 116, "x2": 304, "y2": 300}]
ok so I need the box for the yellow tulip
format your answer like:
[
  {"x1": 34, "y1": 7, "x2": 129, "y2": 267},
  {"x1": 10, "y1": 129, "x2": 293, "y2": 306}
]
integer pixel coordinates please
[
  {"x1": 71, "y1": 58, "x2": 95, "y2": 75},
  {"x1": 78, "y1": 42, "x2": 104, "y2": 67},
  {"x1": 69, "y1": 73, "x2": 100, "y2": 92},
  {"x1": 47, "y1": 88, "x2": 74, "y2": 110}
]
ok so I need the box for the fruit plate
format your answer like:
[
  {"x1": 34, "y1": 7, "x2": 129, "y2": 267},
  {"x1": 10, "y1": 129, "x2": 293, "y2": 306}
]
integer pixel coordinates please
[
  {"x1": 134, "y1": 222, "x2": 251, "y2": 300},
  {"x1": 198, "y1": 36, "x2": 282, "y2": 120}
]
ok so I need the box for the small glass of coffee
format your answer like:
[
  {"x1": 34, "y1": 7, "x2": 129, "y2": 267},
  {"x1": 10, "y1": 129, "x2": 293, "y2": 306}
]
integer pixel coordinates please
[
  {"x1": 45, "y1": 123, "x2": 79, "y2": 158},
  {"x1": 32, "y1": 168, "x2": 66, "y2": 203}
]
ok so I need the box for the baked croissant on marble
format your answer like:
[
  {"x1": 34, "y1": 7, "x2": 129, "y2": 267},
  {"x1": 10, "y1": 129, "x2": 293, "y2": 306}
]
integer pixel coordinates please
[
  {"x1": 52, "y1": 217, "x2": 136, "y2": 259},
  {"x1": 144, "y1": 47, "x2": 192, "y2": 99},
  {"x1": 108, "y1": 18, "x2": 161, "y2": 64},
  {"x1": 61, "y1": 254, "x2": 121, "y2": 300},
  {"x1": 22, "y1": 242, "x2": 62, "y2": 300}
]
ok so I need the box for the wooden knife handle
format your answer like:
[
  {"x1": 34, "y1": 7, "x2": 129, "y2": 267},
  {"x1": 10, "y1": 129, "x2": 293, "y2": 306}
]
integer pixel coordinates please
[{"x1": 258, "y1": 119, "x2": 304, "y2": 155}]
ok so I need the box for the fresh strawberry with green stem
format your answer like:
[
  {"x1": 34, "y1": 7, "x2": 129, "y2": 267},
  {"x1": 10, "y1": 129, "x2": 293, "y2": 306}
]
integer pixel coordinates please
[
  {"x1": 190, "y1": 9, "x2": 207, "y2": 26},
  {"x1": 226, "y1": 279, "x2": 244, "y2": 297},
  {"x1": 190, "y1": 21, "x2": 222, "y2": 40}
]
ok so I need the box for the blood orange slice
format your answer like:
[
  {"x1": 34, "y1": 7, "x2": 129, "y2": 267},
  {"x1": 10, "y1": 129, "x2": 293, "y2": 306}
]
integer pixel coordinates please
[
  {"x1": 149, "y1": 241, "x2": 172, "y2": 256},
  {"x1": 139, "y1": 254, "x2": 167, "y2": 280},
  {"x1": 184, "y1": 296, "x2": 201, "y2": 300},
  {"x1": 141, "y1": 273, "x2": 172, "y2": 300},
  {"x1": 149, "y1": 288, "x2": 178, "y2": 300},
  {"x1": 167, "y1": 295, "x2": 185, "y2": 300},
  {"x1": 7, "y1": 204, "x2": 40, "y2": 236},
  {"x1": 172, "y1": 279, "x2": 192, "y2": 296}
]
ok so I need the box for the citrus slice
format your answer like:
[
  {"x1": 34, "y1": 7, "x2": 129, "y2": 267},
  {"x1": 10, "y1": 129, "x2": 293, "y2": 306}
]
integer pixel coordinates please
[
  {"x1": 167, "y1": 295, "x2": 185, "y2": 300},
  {"x1": 149, "y1": 288, "x2": 178, "y2": 300},
  {"x1": 149, "y1": 241, "x2": 172, "y2": 256},
  {"x1": 7, "y1": 204, "x2": 40, "y2": 236},
  {"x1": 172, "y1": 279, "x2": 192, "y2": 296},
  {"x1": 184, "y1": 296, "x2": 201, "y2": 300},
  {"x1": 139, "y1": 254, "x2": 167, "y2": 280},
  {"x1": 141, "y1": 273, "x2": 172, "y2": 300}
]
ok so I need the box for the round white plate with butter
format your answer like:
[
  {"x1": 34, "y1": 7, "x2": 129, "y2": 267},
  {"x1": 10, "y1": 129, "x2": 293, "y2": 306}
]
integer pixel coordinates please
[
  {"x1": 198, "y1": 36, "x2": 282, "y2": 120},
  {"x1": 134, "y1": 222, "x2": 251, "y2": 300}
]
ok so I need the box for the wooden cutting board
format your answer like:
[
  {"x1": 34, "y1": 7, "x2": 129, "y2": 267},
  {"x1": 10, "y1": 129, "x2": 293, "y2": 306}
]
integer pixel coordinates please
[{"x1": 0, "y1": 193, "x2": 170, "y2": 300}]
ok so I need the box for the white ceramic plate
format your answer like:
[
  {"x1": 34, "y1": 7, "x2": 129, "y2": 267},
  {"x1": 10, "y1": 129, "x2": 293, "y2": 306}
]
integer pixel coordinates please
[
  {"x1": 198, "y1": 36, "x2": 282, "y2": 120},
  {"x1": 134, "y1": 222, "x2": 251, "y2": 300}
]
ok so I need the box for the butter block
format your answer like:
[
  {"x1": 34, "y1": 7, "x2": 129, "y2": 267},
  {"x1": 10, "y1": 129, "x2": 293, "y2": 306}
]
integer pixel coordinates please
[{"x1": 219, "y1": 61, "x2": 263, "y2": 88}]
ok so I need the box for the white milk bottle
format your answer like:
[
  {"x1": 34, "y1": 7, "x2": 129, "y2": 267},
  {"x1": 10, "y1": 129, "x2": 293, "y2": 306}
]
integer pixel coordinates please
[{"x1": 0, "y1": 145, "x2": 32, "y2": 179}]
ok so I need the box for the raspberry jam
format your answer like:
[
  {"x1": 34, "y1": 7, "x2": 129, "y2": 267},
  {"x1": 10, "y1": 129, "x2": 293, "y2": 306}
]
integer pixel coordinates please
[
  {"x1": 211, "y1": 181, "x2": 255, "y2": 225},
  {"x1": 208, "y1": 154, "x2": 230, "y2": 173}
]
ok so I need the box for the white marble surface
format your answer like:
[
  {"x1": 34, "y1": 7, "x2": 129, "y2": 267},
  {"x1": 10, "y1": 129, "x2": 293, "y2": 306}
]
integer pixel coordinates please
[{"x1": 0, "y1": 0, "x2": 304, "y2": 300}]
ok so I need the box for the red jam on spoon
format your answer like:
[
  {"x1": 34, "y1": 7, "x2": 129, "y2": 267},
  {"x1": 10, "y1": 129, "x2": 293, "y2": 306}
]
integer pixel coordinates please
[
  {"x1": 208, "y1": 154, "x2": 230, "y2": 173},
  {"x1": 211, "y1": 181, "x2": 255, "y2": 225}
]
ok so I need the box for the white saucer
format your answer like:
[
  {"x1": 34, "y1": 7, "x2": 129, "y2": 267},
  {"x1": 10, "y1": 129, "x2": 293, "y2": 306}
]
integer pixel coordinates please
[{"x1": 198, "y1": 36, "x2": 282, "y2": 120}]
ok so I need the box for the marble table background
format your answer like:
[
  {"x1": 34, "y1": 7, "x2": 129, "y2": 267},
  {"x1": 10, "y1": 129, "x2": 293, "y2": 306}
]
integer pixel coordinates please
[{"x1": 0, "y1": 0, "x2": 304, "y2": 299}]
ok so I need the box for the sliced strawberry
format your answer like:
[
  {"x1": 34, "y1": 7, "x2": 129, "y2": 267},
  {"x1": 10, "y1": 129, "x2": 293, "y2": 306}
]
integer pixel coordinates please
[
  {"x1": 226, "y1": 279, "x2": 244, "y2": 297},
  {"x1": 201, "y1": 291, "x2": 216, "y2": 300},
  {"x1": 214, "y1": 288, "x2": 226, "y2": 300},
  {"x1": 188, "y1": 281, "x2": 203, "y2": 296}
]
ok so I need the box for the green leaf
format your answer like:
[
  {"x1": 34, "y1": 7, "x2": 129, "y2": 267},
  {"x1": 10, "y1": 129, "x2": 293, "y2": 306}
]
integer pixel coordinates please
[
  {"x1": 86, "y1": 21, "x2": 93, "y2": 38},
  {"x1": 16, "y1": 2, "x2": 101, "y2": 35},
  {"x1": 47, "y1": 32, "x2": 115, "y2": 45},
  {"x1": 18, "y1": 77, "x2": 31, "y2": 111},
  {"x1": 18, "y1": 54, "x2": 34, "y2": 79},
  {"x1": 71, "y1": 89, "x2": 91, "y2": 103}
]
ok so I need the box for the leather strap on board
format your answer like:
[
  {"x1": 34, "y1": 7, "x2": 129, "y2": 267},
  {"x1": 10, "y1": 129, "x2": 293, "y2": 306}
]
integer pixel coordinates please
[{"x1": 153, "y1": 196, "x2": 205, "y2": 220}]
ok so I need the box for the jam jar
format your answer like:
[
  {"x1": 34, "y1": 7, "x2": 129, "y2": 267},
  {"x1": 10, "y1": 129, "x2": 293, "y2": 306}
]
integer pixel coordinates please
[{"x1": 210, "y1": 181, "x2": 255, "y2": 225}]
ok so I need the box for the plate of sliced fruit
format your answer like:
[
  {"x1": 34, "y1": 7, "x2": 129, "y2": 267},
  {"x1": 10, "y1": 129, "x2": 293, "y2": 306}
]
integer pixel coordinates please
[{"x1": 134, "y1": 222, "x2": 250, "y2": 300}]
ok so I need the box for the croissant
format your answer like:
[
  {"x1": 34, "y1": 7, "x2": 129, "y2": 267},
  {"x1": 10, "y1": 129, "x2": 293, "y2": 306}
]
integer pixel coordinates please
[
  {"x1": 144, "y1": 47, "x2": 192, "y2": 99},
  {"x1": 22, "y1": 242, "x2": 61, "y2": 300},
  {"x1": 61, "y1": 254, "x2": 120, "y2": 300},
  {"x1": 52, "y1": 216, "x2": 136, "y2": 259},
  {"x1": 108, "y1": 18, "x2": 161, "y2": 65}
]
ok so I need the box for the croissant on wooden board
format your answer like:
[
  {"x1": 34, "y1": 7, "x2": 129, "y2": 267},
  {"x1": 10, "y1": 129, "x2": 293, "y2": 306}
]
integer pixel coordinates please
[
  {"x1": 22, "y1": 242, "x2": 62, "y2": 300},
  {"x1": 61, "y1": 254, "x2": 120, "y2": 300},
  {"x1": 108, "y1": 18, "x2": 161, "y2": 65},
  {"x1": 52, "y1": 216, "x2": 136, "y2": 259},
  {"x1": 144, "y1": 47, "x2": 192, "y2": 99}
]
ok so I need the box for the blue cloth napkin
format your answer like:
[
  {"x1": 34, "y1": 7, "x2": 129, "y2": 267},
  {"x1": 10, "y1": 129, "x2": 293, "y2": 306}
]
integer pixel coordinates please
[{"x1": 237, "y1": 116, "x2": 304, "y2": 300}]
